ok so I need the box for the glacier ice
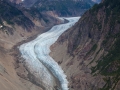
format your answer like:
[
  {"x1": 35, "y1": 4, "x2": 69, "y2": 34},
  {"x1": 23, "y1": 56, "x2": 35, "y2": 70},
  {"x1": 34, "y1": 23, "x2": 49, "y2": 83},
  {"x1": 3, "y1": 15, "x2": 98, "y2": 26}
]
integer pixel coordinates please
[{"x1": 19, "y1": 17, "x2": 80, "y2": 90}]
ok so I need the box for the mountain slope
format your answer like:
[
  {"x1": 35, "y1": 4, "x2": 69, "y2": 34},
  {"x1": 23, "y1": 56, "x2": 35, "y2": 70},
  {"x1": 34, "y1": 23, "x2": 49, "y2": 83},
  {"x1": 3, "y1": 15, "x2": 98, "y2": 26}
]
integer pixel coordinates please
[
  {"x1": 0, "y1": 0, "x2": 34, "y2": 33},
  {"x1": 32, "y1": 0, "x2": 95, "y2": 16},
  {"x1": 0, "y1": 0, "x2": 61, "y2": 90},
  {"x1": 0, "y1": 0, "x2": 60, "y2": 33},
  {"x1": 8, "y1": 0, "x2": 98, "y2": 17},
  {"x1": 0, "y1": 0, "x2": 60, "y2": 49},
  {"x1": 50, "y1": 0, "x2": 120, "y2": 90}
]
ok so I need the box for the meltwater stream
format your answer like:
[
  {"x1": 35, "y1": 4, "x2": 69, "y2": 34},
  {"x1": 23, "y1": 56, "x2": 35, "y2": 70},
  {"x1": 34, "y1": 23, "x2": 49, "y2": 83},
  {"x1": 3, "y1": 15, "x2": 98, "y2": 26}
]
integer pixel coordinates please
[{"x1": 19, "y1": 17, "x2": 80, "y2": 90}]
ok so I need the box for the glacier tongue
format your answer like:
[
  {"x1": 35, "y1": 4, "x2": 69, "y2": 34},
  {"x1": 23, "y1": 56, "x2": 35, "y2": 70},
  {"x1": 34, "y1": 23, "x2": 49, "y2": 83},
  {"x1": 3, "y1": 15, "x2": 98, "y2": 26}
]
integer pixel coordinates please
[{"x1": 19, "y1": 17, "x2": 80, "y2": 90}]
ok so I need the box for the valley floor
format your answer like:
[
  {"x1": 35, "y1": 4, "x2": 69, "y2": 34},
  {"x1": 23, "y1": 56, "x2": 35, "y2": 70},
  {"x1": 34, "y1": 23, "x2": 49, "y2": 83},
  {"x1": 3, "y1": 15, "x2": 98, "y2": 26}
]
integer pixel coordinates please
[{"x1": 0, "y1": 26, "x2": 53, "y2": 90}]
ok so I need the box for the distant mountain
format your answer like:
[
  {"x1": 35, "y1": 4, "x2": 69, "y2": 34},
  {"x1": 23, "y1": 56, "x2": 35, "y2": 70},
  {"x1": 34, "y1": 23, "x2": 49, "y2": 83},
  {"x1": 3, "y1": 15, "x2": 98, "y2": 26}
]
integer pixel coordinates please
[
  {"x1": 31, "y1": 0, "x2": 95, "y2": 16},
  {"x1": 9, "y1": 0, "x2": 96, "y2": 16},
  {"x1": 10, "y1": 0, "x2": 95, "y2": 7}
]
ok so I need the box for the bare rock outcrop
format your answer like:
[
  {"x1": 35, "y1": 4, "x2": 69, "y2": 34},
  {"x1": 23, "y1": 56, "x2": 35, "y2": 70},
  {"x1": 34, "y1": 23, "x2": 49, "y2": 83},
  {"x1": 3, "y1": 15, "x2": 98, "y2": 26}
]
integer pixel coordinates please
[{"x1": 50, "y1": 0, "x2": 120, "y2": 90}]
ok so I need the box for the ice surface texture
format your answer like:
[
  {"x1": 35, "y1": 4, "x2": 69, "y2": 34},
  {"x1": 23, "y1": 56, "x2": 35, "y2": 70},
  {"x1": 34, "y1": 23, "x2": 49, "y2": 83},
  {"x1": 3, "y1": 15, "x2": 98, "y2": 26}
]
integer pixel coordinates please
[{"x1": 19, "y1": 17, "x2": 80, "y2": 90}]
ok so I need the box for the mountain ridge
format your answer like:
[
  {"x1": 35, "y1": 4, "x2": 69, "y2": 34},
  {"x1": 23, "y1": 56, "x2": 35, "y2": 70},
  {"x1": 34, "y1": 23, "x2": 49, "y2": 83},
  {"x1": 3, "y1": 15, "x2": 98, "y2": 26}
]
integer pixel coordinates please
[
  {"x1": 50, "y1": 0, "x2": 120, "y2": 89},
  {"x1": 0, "y1": 0, "x2": 62, "y2": 90},
  {"x1": 9, "y1": 0, "x2": 96, "y2": 16}
]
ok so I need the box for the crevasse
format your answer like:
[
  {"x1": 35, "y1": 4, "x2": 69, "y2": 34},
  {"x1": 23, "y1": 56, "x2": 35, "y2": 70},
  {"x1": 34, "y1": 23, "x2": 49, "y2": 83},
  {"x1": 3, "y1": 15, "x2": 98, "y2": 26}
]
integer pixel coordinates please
[{"x1": 19, "y1": 17, "x2": 80, "y2": 90}]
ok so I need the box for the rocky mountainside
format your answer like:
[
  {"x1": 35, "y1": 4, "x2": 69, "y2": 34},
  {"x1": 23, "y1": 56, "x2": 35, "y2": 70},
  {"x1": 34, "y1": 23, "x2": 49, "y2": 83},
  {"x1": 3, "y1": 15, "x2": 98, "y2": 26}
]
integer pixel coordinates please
[
  {"x1": 31, "y1": 0, "x2": 95, "y2": 16},
  {"x1": 50, "y1": 0, "x2": 120, "y2": 90},
  {"x1": 0, "y1": 0, "x2": 61, "y2": 90},
  {"x1": 10, "y1": 0, "x2": 96, "y2": 16},
  {"x1": 0, "y1": 0, "x2": 34, "y2": 33},
  {"x1": 0, "y1": 0, "x2": 59, "y2": 49}
]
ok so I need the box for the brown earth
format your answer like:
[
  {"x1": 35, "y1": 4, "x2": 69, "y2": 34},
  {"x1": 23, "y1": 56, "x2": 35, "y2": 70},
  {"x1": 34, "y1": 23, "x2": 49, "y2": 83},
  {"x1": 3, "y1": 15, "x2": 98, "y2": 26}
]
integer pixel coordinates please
[
  {"x1": 0, "y1": 27, "x2": 44, "y2": 90},
  {"x1": 50, "y1": 39, "x2": 105, "y2": 90},
  {"x1": 50, "y1": 0, "x2": 120, "y2": 89},
  {"x1": 0, "y1": 13, "x2": 62, "y2": 90}
]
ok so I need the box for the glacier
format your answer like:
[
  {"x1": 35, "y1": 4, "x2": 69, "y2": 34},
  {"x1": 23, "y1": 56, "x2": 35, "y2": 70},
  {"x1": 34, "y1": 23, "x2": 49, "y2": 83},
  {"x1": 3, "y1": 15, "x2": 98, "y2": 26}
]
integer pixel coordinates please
[{"x1": 19, "y1": 17, "x2": 80, "y2": 90}]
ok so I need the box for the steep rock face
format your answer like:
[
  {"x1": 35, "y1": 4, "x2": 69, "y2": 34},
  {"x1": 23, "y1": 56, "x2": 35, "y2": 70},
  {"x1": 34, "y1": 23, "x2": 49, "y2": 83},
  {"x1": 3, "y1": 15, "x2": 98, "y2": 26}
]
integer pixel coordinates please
[
  {"x1": 8, "y1": 0, "x2": 97, "y2": 17},
  {"x1": 51, "y1": 0, "x2": 120, "y2": 90},
  {"x1": 0, "y1": 0, "x2": 34, "y2": 32},
  {"x1": 0, "y1": 0, "x2": 60, "y2": 49},
  {"x1": 21, "y1": 0, "x2": 95, "y2": 16},
  {"x1": 0, "y1": 0, "x2": 60, "y2": 90}
]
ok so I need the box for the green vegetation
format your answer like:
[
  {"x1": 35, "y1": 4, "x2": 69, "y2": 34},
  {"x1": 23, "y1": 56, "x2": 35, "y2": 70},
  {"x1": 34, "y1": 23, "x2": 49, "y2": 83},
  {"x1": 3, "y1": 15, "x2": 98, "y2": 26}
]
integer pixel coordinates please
[
  {"x1": 0, "y1": 0, "x2": 34, "y2": 33},
  {"x1": 92, "y1": 36, "x2": 120, "y2": 74},
  {"x1": 33, "y1": 0, "x2": 93, "y2": 16},
  {"x1": 89, "y1": 0, "x2": 120, "y2": 89},
  {"x1": 93, "y1": 18, "x2": 102, "y2": 30},
  {"x1": 86, "y1": 44, "x2": 97, "y2": 56},
  {"x1": 26, "y1": 7, "x2": 50, "y2": 23},
  {"x1": 90, "y1": 0, "x2": 120, "y2": 29},
  {"x1": 91, "y1": 32, "x2": 120, "y2": 89},
  {"x1": 100, "y1": 75, "x2": 120, "y2": 90},
  {"x1": 0, "y1": 1, "x2": 22, "y2": 25},
  {"x1": 90, "y1": 3, "x2": 103, "y2": 13}
]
